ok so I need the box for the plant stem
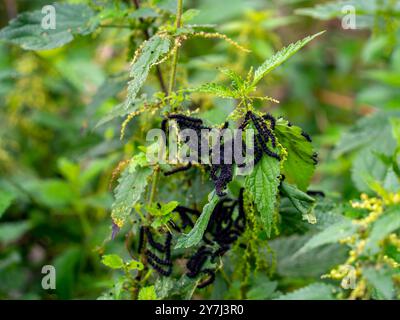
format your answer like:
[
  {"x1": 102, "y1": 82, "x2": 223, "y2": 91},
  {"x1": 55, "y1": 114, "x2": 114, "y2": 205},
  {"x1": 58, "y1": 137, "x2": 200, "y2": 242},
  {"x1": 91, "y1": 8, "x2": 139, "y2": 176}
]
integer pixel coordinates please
[
  {"x1": 168, "y1": 0, "x2": 184, "y2": 96},
  {"x1": 148, "y1": 166, "x2": 160, "y2": 205},
  {"x1": 131, "y1": 0, "x2": 168, "y2": 94},
  {"x1": 148, "y1": 0, "x2": 184, "y2": 206}
]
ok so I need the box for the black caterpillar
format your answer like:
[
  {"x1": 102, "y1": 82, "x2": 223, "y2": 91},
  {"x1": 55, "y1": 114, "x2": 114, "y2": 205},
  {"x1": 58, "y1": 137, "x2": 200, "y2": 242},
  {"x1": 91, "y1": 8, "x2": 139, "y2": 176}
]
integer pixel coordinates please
[
  {"x1": 140, "y1": 227, "x2": 173, "y2": 276},
  {"x1": 240, "y1": 111, "x2": 280, "y2": 163},
  {"x1": 185, "y1": 189, "x2": 246, "y2": 288}
]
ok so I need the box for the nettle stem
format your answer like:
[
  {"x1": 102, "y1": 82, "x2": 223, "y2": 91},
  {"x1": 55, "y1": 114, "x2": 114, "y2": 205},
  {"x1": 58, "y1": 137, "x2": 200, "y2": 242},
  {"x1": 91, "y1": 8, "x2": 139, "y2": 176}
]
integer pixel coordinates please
[
  {"x1": 134, "y1": 1, "x2": 184, "y2": 299},
  {"x1": 168, "y1": 0, "x2": 184, "y2": 97},
  {"x1": 148, "y1": 0, "x2": 184, "y2": 207}
]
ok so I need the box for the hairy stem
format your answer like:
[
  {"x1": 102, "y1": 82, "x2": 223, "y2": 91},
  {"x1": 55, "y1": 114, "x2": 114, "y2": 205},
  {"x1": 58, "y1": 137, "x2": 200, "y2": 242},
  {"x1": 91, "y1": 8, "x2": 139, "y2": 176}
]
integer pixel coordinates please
[
  {"x1": 147, "y1": 0, "x2": 184, "y2": 207},
  {"x1": 168, "y1": 0, "x2": 184, "y2": 97}
]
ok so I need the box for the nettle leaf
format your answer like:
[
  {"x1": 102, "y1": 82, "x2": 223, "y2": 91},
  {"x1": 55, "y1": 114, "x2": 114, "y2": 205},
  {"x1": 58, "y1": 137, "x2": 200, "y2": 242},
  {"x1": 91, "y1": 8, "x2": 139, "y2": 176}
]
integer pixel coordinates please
[
  {"x1": 0, "y1": 3, "x2": 99, "y2": 50},
  {"x1": 295, "y1": 219, "x2": 357, "y2": 256},
  {"x1": 336, "y1": 112, "x2": 400, "y2": 192},
  {"x1": 364, "y1": 206, "x2": 400, "y2": 254},
  {"x1": 138, "y1": 285, "x2": 157, "y2": 300},
  {"x1": 275, "y1": 118, "x2": 316, "y2": 191},
  {"x1": 125, "y1": 35, "x2": 171, "y2": 108},
  {"x1": 175, "y1": 191, "x2": 218, "y2": 249},
  {"x1": 220, "y1": 68, "x2": 246, "y2": 90},
  {"x1": 252, "y1": 31, "x2": 324, "y2": 86},
  {"x1": 245, "y1": 155, "x2": 281, "y2": 237},
  {"x1": 363, "y1": 267, "x2": 395, "y2": 300},
  {"x1": 281, "y1": 182, "x2": 316, "y2": 224},
  {"x1": 270, "y1": 234, "x2": 348, "y2": 278},
  {"x1": 111, "y1": 155, "x2": 152, "y2": 228},
  {"x1": 334, "y1": 111, "x2": 399, "y2": 157},
  {"x1": 189, "y1": 82, "x2": 236, "y2": 99},
  {"x1": 275, "y1": 283, "x2": 336, "y2": 300}
]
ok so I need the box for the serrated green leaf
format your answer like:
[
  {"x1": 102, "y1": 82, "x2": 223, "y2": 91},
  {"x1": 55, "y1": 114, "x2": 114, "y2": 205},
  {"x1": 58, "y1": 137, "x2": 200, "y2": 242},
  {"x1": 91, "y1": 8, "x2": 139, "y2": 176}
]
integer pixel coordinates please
[
  {"x1": 0, "y1": 3, "x2": 98, "y2": 50},
  {"x1": 219, "y1": 68, "x2": 246, "y2": 90},
  {"x1": 125, "y1": 35, "x2": 170, "y2": 108},
  {"x1": 281, "y1": 182, "x2": 316, "y2": 224},
  {"x1": 334, "y1": 112, "x2": 399, "y2": 157},
  {"x1": 252, "y1": 31, "x2": 324, "y2": 86},
  {"x1": 138, "y1": 285, "x2": 157, "y2": 300},
  {"x1": 364, "y1": 207, "x2": 400, "y2": 254},
  {"x1": 270, "y1": 234, "x2": 348, "y2": 278},
  {"x1": 275, "y1": 283, "x2": 335, "y2": 300},
  {"x1": 245, "y1": 155, "x2": 281, "y2": 237},
  {"x1": 175, "y1": 191, "x2": 218, "y2": 249},
  {"x1": 363, "y1": 267, "x2": 395, "y2": 300},
  {"x1": 246, "y1": 275, "x2": 278, "y2": 300},
  {"x1": 189, "y1": 82, "x2": 236, "y2": 99},
  {"x1": 111, "y1": 156, "x2": 152, "y2": 228},
  {"x1": 295, "y1": 219, "x2": 357, "y2": 256},
  {"x1": 275, "y1": 118, "x2": 316, "y2": 191},
  {"x1": 101, "y1": 254, "x2": 124, "y2": 269}
]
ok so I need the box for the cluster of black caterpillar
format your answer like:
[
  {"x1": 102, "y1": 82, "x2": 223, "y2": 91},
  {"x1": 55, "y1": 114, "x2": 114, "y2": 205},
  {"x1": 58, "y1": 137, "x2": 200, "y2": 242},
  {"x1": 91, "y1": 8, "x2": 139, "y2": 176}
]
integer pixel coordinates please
[
  {"x1": 169, "y1": 205, "x2": 201, "y2": 232},
  {"x1": 186, "y1": 189, "x2": 245, "y2": 288},
  {"x1": 240, "y1": 111, "x2": 280, "y2": 164},
  {"x1": 209, "y1": 122, "x2": 235, "y2": 197},
  {"x1": 162, "y1": 114, "x2": 236, "y2": 197},
  {"x1": 138, "y1": 226, "x2": 173, "y2": 276}
]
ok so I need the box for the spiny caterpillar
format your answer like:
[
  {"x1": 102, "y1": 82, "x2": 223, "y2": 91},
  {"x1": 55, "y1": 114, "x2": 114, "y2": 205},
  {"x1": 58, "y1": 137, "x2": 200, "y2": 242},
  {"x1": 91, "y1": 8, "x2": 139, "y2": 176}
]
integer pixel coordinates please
[
  {"x1": 140, "y1": 227, "x2": 173, "y2": 276},
  {"x1": 185, "y1": 189, "x2": 246, "y2": 288},
  {"x1": 240, "y1": 111, "x2": 280, "y2": 162}
]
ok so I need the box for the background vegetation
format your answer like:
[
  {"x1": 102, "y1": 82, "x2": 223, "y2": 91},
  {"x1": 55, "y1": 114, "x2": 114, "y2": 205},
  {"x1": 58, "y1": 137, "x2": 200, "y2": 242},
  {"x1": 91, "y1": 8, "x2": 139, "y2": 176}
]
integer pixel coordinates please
[{"x1": 0, "y1": 0, "x2": 399, "y2": 300}]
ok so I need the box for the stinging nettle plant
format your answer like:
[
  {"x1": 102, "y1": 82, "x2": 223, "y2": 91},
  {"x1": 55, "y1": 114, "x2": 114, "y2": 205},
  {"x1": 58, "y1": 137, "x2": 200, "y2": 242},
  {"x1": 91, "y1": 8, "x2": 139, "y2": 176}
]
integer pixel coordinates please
[
  {"x1": 0, "y1": 0, "x2": 325, "y2": 299},
  {"x1": 105, "y1": 0, "x2": 325, "y2": 299}
]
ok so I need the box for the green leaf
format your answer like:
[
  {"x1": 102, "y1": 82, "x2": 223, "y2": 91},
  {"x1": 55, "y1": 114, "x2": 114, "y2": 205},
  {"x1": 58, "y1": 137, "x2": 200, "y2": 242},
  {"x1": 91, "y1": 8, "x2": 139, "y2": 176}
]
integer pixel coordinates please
[
  {"x1": 0, "y1": 190, "x2": 15, "y2": 219},
  {"x1": 390, "y1": 117, "x2": 400, "y2": 145},
  {"x1": 245, "y1": 155, "x2": 281, "y2": 237},
  {"x1": 295, "y1": 219, "x2": 357, "y2": 256},
  {"x1": 0, "y1": 3, "x2": 98, "y2": 50},
  {"x1": 101, "y1": 254, "x2": 124, "y2": 269},
  {"x1": 246, "y1": 275, "x2": 278, "y2": 300},
  {"x1": 53, "y1": 247, "x2": 81, "y2": 299},
  {"x1": 334, "y1": 111, "x2": 399, "y2": 193},
  {"x1": 275, "y1": 118, "x2": 316, "y2": 191},
  {"x1": 364, "y1": 207, "x2": 400, "y2": 254},
  {"x1": 189, "y1": 82, "x2": 236, "y2": 99},
  {"x1": 296, "y1": 0, "x2": 400, "y2": 26},
  {"x1": 275, "y1": 283, "x2": 336, "y2": 300},
  {"x1": 175, "y1": 191, "x2": 218, "y2": 249},
  {"x1": 0, "y1": 221, "x2": 31, "y2": 244},
  {"x1": 25, "y1": 179, "x2": 76, "y2": 209},
  {"x1": 111, "y1": 156, "x2": 152, "y2": 228},
  {"x1": 219, "y1": 68, "x2": 246, "y2": 90},
  {"x1": 138, "y1": 285, "x2": 157, "y2": 300},
  {"x1": 281, "y1": 182, "x2": 316, "y2": 224},
  {"x1": 363, "y1": 267, "x2": 395, "y2": 300},
  {"x1": 126, "y1": 260, "x2": 144, "y2": 271},
  {"x1": 147, "y1": 201, "x2": 179, "y2": 216},
  {"x1": 252, "y1": 31, "x2": 325, "y2": 86},
  {"x1": 125, "y1": 35, "x2": 170, "y2": 108},
  {"x1": 334, "y1": 112, "x2": 399, "y2": 157},
  {"x1": 270, "y1": 234, "x2": 348, "y2": 278}
]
